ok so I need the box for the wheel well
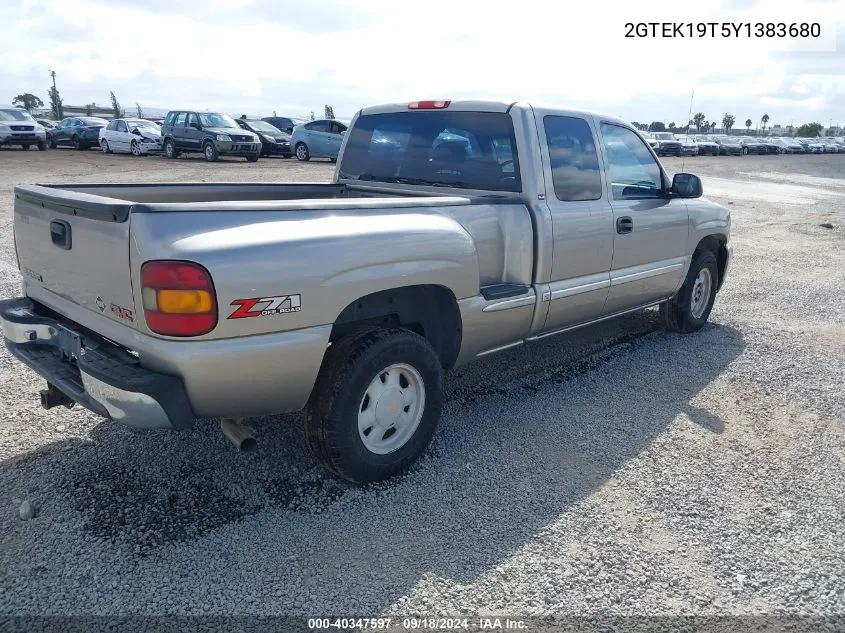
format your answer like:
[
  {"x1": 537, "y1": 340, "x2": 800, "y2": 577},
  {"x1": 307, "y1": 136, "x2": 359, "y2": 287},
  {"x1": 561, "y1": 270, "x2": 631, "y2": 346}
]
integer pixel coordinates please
[
  {"x1": 331, "y1": 285, "x2": 462, "y2": 369},
  {"x1": 695, "y1": 234, "x2": 728, "y2": 291}
]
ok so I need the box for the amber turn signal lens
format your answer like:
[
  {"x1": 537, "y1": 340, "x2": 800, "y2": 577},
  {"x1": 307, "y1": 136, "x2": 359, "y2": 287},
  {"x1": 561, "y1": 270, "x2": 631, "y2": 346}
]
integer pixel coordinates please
[{"x1": 156, "y1": 289, "x2": 213, "y2": 314}]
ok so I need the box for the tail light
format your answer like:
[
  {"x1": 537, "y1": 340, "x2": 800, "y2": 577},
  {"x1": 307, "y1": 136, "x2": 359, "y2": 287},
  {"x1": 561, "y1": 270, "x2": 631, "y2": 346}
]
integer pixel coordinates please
[
  {"x1": 408, "y1": 100, "x2": 451, "y2": 109},
  {"x1": 140, "y1": 260, "x2": 217, "y2": 336}
]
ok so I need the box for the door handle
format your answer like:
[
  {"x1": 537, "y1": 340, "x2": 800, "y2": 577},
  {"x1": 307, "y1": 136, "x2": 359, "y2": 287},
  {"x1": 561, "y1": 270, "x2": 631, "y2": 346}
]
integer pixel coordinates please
[{"x1": 616, "y1": 216, "x2": 633, "y2": 234}]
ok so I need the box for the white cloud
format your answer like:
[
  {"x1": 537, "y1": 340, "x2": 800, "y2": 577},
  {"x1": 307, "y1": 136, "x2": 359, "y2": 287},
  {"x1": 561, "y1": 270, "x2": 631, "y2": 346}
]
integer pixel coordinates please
[{"x1": 2, "y1": 0, "x2": 844, "y2": 126}]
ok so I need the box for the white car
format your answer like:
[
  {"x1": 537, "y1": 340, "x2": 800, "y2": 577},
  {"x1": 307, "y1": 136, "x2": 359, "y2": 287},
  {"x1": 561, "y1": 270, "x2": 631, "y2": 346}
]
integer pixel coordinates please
[
  {"x1": 99, "y1": 118, "x2": 162, "y2": 156},
  {"x1": 0, "y1": 105, "x2": 47, "y2": 150}
]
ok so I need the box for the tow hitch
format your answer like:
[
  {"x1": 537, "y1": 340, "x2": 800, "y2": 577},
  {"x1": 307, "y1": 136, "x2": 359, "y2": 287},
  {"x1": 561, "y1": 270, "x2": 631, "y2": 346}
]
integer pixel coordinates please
[{"x1": 39, "y1": 383, "x2": 75, "y2": 410}]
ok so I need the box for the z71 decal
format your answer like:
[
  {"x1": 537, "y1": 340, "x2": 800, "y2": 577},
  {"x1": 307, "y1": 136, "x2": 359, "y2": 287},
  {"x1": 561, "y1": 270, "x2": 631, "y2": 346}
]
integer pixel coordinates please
[{"x1": 228, "y1": 294, "x2": 302, "y2": 319}]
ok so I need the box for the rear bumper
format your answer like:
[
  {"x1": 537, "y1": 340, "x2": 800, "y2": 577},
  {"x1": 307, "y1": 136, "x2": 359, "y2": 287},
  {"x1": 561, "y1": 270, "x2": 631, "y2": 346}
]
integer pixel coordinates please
[{"x1": 0, "y1": 298, "x2": 193, "y2": 430}]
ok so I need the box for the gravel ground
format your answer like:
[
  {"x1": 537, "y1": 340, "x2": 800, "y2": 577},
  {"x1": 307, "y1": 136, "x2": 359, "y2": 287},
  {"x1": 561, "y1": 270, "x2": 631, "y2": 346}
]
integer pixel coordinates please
[{"x1": 0, "y1": 148, "x2": 843, "y2": 626}]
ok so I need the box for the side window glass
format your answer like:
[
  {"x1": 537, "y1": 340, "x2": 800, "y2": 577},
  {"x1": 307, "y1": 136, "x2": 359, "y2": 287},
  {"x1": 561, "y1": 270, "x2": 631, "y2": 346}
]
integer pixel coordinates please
[
  {"x1": 543, "y1": 116, "x2": 602, "y2": 201},
  {"x1": 107, "y1": 121, "x2": 116, "y2": 131},
  {"x1": 600, "y1": 123, "x2": 663, "y2": 200},
  {"x1": 188, "y1": 114, "x2": 199, "y2": 127},
  {"x1": 175, "y1": 113, "x2": 188, "y2": 127},
  {"x1": 116, "y1": 121, "x2": 127, "y2": 133},
  {"x1": 165, "y1": 112, "x2": 175, "y2": 126}
]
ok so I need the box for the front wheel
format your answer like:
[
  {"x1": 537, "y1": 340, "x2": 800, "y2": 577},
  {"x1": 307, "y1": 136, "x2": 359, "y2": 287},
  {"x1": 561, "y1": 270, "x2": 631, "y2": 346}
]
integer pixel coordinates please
[
  {"x1": 101, "y1": 139, "x2": 111, "y2": 153},
  {"x1": 203, "y1": 141, "x2": 219, "y2": 162},
  {"x1": 742, "y1": 147, "x2": 749, "y2": 155},
  {"x1": 295, "y1": 142, "x2": 310, "y2": 161},
  {"x1": 22, "y1": 144, "x2": 30, "y2": 151},
  {"x1": 48, "y1": 136, "x2": 57, "y2": 149},
  {"x1": 305, "y1": 328, "x2": 444, "y2": 484},
  {"x1": 661, "y1": 250, "x2": 719, "y2": 333},
  {"x1": 130, "y1": 140, "x2": 142, "y2": 156},
  {"x1": 245, "y1": 153, "x2": 259, "y2": 162},
  {"x1": 37, "y1": 141, "x2": 46, "y2": 151},
  {"x1": 163, "y1": 139, "x2": 178, "y2": 159}
]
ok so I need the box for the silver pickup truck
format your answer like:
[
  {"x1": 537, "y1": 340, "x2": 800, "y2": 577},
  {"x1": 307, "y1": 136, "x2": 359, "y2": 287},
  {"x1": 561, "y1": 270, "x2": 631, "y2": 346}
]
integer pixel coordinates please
[{"x1": 1, "y1": 99, "x2": 731, "y2": 483}]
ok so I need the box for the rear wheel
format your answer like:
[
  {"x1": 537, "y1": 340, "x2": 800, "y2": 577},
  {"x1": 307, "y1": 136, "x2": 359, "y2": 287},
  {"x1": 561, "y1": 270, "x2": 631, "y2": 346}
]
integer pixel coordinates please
[
  {"x1": 295, "y1": 142, "x2": 310, "y2": 161},
  {"x1": 661, "y1": 250, "x2": 719, "y2": 333},
  {"x1": 203, "y1": 141, "x2": 219, "y2": 162},
  {"x1": 305, "y1": 328, "x2": 444, "y2": 483}
]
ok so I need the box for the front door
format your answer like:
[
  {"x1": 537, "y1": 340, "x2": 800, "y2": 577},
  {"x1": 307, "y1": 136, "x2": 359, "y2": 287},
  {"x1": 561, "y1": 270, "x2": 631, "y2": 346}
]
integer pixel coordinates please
[
  {"x1": 185, "y1": 113, "x2": 203, "y2": 151},
  {"x1": 535, "y1": 111, "x2": 614, "y2": 333},
  {"x1": 597, "y1": 122, "x2": 690, "y2": 315}
]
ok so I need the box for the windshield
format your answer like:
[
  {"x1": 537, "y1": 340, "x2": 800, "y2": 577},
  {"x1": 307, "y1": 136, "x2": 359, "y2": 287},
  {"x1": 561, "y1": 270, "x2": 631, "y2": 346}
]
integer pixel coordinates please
[
  {"x1": 127, "y1": 119, "x2": 158, "y2": 129},
  {"x1": 338, "y1": 111, "x2": 521, "y2": 192},
  {"x1": 248, "y1": 120, "x2": 283, "y2": 134},
  {"x1": 0, "y1": 109, "x2": 35, "y2": 122},
  {"x1": 198, "y1": 113, "x2": 238, "y2": 128},
  {"x1": 653, "y1": 133, "x2": 675, "y2": 140}
]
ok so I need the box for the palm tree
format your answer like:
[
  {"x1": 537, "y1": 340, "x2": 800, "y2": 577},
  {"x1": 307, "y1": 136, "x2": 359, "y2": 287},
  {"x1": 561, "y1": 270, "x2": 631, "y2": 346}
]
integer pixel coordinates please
[
  {"x1": 710, "y1": 122, "x2": 717, "y2": 132},
  {"x1": 761, "y1": 114, "x2": 770, "y2": 130},
  {"x1": 745, "y1": 118, "x2": 752, "y2": 132},
  {"x1": 693, "y1": 112, "x2": 706, "y2": 131},
  {"x1": 722, "y1": 113, "x2": 735, "y2": 133}
]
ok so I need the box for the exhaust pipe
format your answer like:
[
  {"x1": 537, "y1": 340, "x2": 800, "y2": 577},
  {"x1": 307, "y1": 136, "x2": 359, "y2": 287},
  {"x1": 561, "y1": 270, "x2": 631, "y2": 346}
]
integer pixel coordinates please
[
  {"x1": 220, "y1": 418, "x2": 257, "y2": 452},
  {"x1": 40, "y1": 384, "x2": 75, "y2": 410}
]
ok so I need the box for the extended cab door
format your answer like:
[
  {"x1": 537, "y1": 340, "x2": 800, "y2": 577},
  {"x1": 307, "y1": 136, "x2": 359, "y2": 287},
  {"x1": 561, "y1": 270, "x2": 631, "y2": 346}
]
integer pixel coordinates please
[
  {"x1": 533, "y1": 110, "x2": 614, "y2": 333},
  {"x1": 597, "y1": 122, "x2": 689, "y2": 314}
]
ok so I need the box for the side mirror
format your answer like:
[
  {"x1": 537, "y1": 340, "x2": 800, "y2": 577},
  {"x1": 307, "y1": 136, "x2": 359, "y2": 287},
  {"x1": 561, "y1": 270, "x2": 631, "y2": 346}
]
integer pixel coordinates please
[{"x1": 671, "y1": 173, "x2": 703, "y2": 198}]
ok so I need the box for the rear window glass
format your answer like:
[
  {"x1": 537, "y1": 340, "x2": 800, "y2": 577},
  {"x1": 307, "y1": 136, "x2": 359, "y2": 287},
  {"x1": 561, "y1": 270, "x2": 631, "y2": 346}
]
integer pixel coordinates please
[
  {"x1": 338, "y1": 111, "x2": 521, "y2": 192},
  {"x1": 543, "y1": 116, "x2": 602, "y2": 201}
]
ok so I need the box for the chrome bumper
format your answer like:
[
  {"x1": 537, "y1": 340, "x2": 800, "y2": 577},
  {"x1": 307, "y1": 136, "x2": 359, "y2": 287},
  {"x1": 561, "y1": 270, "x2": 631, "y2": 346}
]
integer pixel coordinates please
[{"x1": 0, "y1": 298, "x2": 193, "y2": 430}]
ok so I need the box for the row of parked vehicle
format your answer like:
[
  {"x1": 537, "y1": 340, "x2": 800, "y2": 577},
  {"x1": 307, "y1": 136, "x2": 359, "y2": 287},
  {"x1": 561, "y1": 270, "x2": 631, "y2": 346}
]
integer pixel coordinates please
[
  {"x1": 18, "y1": 109, "x2": 351, "y2": 162},
  {"x1": 643, "y1": 131, "x2": 845, "y2": 156}
]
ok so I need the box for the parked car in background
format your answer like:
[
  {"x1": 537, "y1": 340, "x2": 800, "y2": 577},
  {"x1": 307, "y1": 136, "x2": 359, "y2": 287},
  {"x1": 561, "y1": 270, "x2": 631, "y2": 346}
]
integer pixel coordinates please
[
  {"x1": 262, "y1": 116, "x2": 307, "y2": 134},
  {"x1": 758, "y1": 139, "x2": 780, "y2": 155},
  {"x1": 821, "y1": 138, "x2": 843, "y2": 153},
  {"x1": 36, "y1": 119, "x2": 58, "y2": 129},
  {"x1": 290, "y1": 118, "x2": 348, "y2": 161},
  {"x1": 99, "y1": 118, "x2": 162, "y2": 156},
  {"x1": 641, "y1": 132, "x2": 659, "y2": 151},
  {"x1": 692, "y1": 135, "x2": 720, "y2": 156},
  {"x1": 738, "y1": 137, "x2": 768, "y2": 155},
  {"x1": 236, "y1": 119, "x2": 292, "y2": 157},
  {"x1": 0, "y1": 106, "x2": 47, "y2": 150},
  {"x1": 676, "y1": 135, "x2": 699, "y2": 156},
  {"x1": 650, "y1": 132, "x2": 682, "y2": 156},
  {"x1": 48, "y1": 117, "x2": 108, "y2": 150},
  {"x1": 714, "y1": 136, "x2": 743, "y2": 156},
  {"x1": 161, "y1": 110, "x2": 261, "y2": 162},
  {"x1": 795, "y1": 138, "x2": 825, "y2": 153},
  {"x1": 772, "y1": 138, "x2": 805, "y2": 154}
]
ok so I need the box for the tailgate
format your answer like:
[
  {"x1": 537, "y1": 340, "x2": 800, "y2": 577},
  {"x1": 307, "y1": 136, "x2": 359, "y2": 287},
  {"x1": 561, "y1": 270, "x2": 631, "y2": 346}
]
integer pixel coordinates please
[{"x1": 13, "y1": 185, "x2": 138, "y2": 329}]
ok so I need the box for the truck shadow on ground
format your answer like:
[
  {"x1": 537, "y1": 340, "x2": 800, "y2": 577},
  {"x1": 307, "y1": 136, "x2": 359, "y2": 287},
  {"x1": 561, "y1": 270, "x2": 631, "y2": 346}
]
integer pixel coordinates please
[{"x1": 2, "y1": 310, "x2": 745, "y2": 613}]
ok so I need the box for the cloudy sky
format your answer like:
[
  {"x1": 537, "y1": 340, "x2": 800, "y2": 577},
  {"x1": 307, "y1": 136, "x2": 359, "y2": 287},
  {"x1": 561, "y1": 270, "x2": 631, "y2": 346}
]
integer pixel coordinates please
[{"x1": 3, "y1": 0, "x2": 844, "y2": 128}]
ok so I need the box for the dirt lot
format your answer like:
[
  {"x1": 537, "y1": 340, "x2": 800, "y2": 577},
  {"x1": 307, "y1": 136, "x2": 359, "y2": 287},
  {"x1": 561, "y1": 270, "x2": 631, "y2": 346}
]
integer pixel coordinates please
[{"x1": 0, "y1": 148, "x2": 843, "y2": 624}]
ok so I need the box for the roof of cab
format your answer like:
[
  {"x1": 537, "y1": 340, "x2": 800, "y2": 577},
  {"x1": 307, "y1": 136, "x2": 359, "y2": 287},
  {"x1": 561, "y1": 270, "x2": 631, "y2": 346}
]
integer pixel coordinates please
[{"x1": 358, "y1": 100, "x2": 630, "y2": 127}]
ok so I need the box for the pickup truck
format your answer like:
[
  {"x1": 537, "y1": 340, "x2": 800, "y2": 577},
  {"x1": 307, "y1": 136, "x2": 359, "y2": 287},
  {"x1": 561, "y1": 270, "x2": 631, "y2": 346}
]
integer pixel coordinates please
[{"x1": 1, "y1": 99, "x2": 732, "y2": 483}]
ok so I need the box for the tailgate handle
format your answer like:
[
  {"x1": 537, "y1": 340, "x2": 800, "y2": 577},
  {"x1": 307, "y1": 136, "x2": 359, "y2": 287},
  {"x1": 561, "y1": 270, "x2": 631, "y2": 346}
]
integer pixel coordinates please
[{"x1": 50, "y1": 219, "x2": 72, "y2": 250}]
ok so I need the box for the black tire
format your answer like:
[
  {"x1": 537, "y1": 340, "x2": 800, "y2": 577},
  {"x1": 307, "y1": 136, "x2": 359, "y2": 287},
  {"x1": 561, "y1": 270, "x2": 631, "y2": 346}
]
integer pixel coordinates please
[
  {"x1": 330, "y1": 157, "x2": 337, "y2": 163},
  {"x1": 246, "y1": 153, "x2": 259, "y2": 162},
  {"x1": 203, "y1": 141, "x2": 219, "y2": 162},
  {"x1": 295, "y1": 142, "x2": 310, "y2": 161},
  {"x1": 48, "y1": 135, "x2": 57, "y2": 149},
  {"x1": 304, "y1": 328, "x2": 444, "y2": 484},
  {"x1": 37, "y1": 141, "x2": 46, "y2": 151},
  {"x1": 163, "y1": 138, "x2": 178, "y2": 159},
  {"x1": 101, "y1": 139, "x2": 111, "y2": 154},
  {"x1": 22, "y1": 144, "x2": 30, "y2": 150},
  {"x1": 742, "y1": 147, "x2": 749, "y2": 155},
  {"x1": 661, "y1": 250, "x2": 719, "y2": 333},
  {"x1": 130, "y1": 140, "x2": 142, "y2": 157},
  {"x1": 72, "y1": 135, "x2": 82, "y2": 150}
]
